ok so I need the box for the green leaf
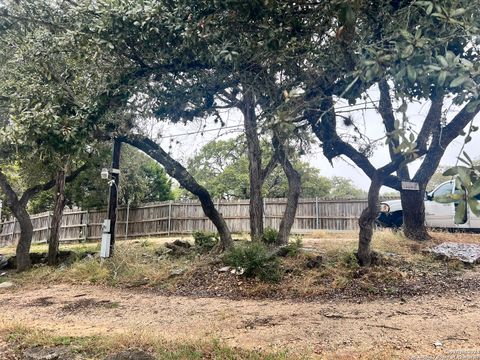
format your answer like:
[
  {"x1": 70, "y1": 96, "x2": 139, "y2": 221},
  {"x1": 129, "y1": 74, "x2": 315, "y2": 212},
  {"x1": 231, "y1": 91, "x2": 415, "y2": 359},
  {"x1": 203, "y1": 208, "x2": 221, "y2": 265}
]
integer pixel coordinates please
[
  {"x1": 457, "y1": 166, "x2": 473, "y2": 187},
  {"x1": 468, "y1": 198, "x2": 480, "y2": 216},
  {"x1": 436, "y1": 55, "x2": 448, "y2": 67},
  {"x1": 450, "y1": 8, "x2": 466, "y2": 17},
  {"x1": 443, "y1": 167, "x2": 459, "y2": 176},
  {"x1": 454, "y1": 201, "x2": 467, "y2": 224},
  {"x1": 470, "y1": 181, "x2": 480, "y2": 198},
  {"x1": 466, "y1": 100, "x2": 480, "y2": 113},
  {"x1": 426, "y1": 3, "x2": 433, "y2": 14},
  {"x1": 407, "y1": 65, "x2": 417, "y2": 83},
  {"x1": 437, "y1": 70, "x2": 447, "y2": 86},
  {"x1": 402, "y1": 45, "x2": 414, "y2": 58},
  {"x1": 435, "y1": 194, "x2": 454, "y2": 203},
  {"x1": 450, "y1": 76, "x2": 468, "y2": 87}
]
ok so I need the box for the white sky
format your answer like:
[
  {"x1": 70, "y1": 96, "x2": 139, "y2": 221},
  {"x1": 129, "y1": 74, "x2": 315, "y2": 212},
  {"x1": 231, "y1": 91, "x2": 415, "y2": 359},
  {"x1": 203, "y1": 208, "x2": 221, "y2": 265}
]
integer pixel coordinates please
[{"x1": 149, "y1": 94, "x2": 480, "y2": 193}]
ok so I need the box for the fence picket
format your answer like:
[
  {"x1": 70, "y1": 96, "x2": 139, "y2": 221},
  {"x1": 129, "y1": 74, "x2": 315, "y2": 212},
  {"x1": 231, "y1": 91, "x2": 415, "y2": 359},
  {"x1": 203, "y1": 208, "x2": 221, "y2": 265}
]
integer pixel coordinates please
[{"x1": 0, "y1": 197, "x2": 391, "y2": 246}]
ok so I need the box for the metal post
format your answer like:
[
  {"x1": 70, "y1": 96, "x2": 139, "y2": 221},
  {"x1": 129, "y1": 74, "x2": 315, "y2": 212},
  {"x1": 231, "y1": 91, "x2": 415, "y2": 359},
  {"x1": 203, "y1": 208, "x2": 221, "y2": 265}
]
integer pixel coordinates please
[
  {"x1": 315, "y1": 197, "x2": 319, "y2": 229},
  {"x1": 125, "y1": 201, "x2": 130, "y2": 239},
  {"x1": 107, "y1": 138, "x2": 121, "y2": 255},
  {"x1": 167, "y1": 200, "x2": 172, "y2": 236}
]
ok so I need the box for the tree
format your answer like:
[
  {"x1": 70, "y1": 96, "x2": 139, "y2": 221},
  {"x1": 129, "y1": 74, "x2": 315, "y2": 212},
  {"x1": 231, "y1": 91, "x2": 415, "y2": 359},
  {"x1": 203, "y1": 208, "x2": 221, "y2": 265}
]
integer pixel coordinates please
[
  {"x1": 0, "y1": 0, "x2": 140, "y2": 269},
  {"x1": 185, "y1": 137, "x2": 332, "y2": 200},
  {"x1": 330, "y1": 177, "x2": 366, "y2": 199},
  {"x1": 66, "y1": 144, "x2": 173, "y2": 209},
  {"x1": 278, "y1": 0, "x2": 480, "y2": 264}
]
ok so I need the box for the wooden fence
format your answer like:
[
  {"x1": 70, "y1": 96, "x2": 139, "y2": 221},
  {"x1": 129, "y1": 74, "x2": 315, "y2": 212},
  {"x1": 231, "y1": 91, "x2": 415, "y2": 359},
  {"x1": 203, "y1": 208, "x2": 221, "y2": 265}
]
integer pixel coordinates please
[{"x1": 0, "y1": 198, "x2": 375, "y2": 246}]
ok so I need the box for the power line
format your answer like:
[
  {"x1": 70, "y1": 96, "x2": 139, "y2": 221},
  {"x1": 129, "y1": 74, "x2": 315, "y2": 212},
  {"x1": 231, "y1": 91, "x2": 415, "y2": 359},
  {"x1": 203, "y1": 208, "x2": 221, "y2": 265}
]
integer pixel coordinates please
[{"x1": 155, "y1": 99, "x2": 399, "y2": 140}]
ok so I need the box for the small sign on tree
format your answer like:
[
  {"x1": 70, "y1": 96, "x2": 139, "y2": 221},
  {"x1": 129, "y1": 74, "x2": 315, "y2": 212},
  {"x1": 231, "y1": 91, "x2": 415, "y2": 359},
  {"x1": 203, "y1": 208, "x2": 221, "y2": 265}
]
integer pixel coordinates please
[{"x1": 401, "y1": 181, "x2": 420, "y2": 191}]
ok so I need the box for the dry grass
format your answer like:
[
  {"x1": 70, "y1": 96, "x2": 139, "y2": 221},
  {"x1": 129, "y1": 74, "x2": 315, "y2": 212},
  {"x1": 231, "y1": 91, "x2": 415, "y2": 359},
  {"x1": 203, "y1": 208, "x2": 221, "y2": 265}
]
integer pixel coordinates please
[
  {"x1": 1, "y1": 323, "x2": 293, "y2": 360},
  {"x1": 14, "y1": 239, "x2": 199, "y2": 289},
  {"x1": 5, "y1": 229, "x2": 480, "y2": 300},
  {"x1": 0, "y1": 322, "x2": 407, "y2": 360}
]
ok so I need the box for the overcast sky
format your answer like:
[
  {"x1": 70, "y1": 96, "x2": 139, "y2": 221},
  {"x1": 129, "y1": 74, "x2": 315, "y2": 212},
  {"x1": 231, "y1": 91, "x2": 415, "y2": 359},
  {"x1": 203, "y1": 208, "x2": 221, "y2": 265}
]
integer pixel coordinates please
[{"x1": 151, "y1": 95, "x2": 480, "y2": 193}]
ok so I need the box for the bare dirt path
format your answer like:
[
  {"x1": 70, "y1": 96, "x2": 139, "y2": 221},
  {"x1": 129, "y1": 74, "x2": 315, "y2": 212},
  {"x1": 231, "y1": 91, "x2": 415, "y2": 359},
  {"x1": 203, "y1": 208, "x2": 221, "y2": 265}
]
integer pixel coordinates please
[{"x1": 1, "y1": 283, "x2": 480, "y2": 358}]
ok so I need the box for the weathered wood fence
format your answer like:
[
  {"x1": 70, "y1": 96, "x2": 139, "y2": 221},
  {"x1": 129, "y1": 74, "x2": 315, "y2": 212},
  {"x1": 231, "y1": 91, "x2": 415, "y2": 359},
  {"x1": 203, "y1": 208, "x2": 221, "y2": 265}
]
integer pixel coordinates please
[{"x1": 0, "y1": 198, "x2": 376, "y2": 246}]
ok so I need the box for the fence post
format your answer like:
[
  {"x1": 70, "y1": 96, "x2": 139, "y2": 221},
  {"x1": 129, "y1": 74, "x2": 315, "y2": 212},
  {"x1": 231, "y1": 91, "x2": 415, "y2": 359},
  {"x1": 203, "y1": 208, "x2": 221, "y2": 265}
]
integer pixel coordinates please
[
  {"x1": 263, "y1": 198, "x2": 267, "y2": 228},
  {"x1": 125, "y1": 201, "x2": 130, "y2": 239},
  {"x1": 315, "y1": 197, "x2": 319, "y2": 229},
  {"x1": 45, "y1": 211, "x2": 51, "y2": 243},
  {"x1": 10, "y1": 219, "x2": 16, "y2": 244},
  {"x1": 84, "y1": 210, "x2": 89, "y2": 242},
  {"x1": 167, "y1": 200, "x2": 172, "y2": 236}
]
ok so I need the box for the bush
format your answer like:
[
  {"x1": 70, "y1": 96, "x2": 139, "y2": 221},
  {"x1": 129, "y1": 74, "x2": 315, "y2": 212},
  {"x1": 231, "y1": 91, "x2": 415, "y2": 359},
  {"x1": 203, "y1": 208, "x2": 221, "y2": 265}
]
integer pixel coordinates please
[
  {"x1": 283, "y1": 236, "x2": 303, "y2": 257},
  {"x1": 223, "y1": 242, "x2": 282, "y2": 283},
  {"x1": 261, "y1": 227, "x2": 278, "y2": 244},
  {"x1": 192, "y1": 231, "x2": 218, "y2": 253}
]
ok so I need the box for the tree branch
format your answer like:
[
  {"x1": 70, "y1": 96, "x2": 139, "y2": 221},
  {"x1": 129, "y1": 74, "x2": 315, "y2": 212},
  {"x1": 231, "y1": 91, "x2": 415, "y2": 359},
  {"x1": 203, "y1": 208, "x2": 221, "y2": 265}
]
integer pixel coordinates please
[{"x1": 19, "y1": 162, "x2": 89, "y2": 206}]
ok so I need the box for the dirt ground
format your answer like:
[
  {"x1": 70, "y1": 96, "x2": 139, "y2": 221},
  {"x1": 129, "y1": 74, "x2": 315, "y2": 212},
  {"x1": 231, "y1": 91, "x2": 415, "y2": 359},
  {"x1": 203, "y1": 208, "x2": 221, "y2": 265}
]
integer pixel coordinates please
[
  {"x1": 1, "y1": 282, "x2": 480, "y2": 359},
  {"x1": 2, "y1": 231, "x2": 480, "y2": 358}
]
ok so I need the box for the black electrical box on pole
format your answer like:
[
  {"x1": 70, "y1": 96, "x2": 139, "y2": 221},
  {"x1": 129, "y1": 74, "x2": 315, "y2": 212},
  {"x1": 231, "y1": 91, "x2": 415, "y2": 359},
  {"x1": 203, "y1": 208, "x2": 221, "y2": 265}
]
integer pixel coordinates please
[{"x1": 107, "y1": 138, "x2": 121, "y2": 255}]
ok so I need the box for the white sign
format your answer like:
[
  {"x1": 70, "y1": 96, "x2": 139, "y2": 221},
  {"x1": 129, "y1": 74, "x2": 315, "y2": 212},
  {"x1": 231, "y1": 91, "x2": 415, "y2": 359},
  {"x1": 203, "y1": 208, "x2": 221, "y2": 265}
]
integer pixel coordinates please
[{"x1": 401, "y1": 181, "x2": 420, "y2": 191}]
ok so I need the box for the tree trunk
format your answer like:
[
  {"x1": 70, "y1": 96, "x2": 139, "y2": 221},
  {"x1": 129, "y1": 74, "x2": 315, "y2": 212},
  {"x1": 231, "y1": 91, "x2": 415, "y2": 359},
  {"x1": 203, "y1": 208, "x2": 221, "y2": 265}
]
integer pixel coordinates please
[
  {"x1": 121, "y1": 135, "x2": 233, "y2": 251},
  {"x1": 357, "y1": 174, "x2": 383, "y2": 266},
  {"x1": 400, "y1": 184, "x2": 431, "y2": 240},
  {"x1": 47, "y1": 169, "x2": 67, "y2": 266},
  {"x1": 15, "y1": 207, "x2": 34, "y2": 272},
  {"x1": 0, "y1": 170, "x2": 32, "y2": 271},
  {"x1": 272, "y1": 134, "x2": 301, "y2": 246},
  {"x1": 0, "y1": 166, "x2": 87, "y2": 272},
  {"x1": 240, "y1": 91, "x2": 264, "y2": 241}
]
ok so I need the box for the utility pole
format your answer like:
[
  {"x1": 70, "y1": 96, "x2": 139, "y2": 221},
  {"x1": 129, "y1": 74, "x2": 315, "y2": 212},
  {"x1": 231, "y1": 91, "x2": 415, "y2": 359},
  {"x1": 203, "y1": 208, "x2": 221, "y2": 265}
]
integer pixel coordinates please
[{"x1": 107, "y1": 138, "x2": 121, "y2": 255}]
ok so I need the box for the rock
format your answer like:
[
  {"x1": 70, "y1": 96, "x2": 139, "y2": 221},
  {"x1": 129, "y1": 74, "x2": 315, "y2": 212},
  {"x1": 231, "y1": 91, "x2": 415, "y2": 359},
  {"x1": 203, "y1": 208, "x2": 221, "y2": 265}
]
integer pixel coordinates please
[
  {"x1": 23, "y1": 346, "x2": 72, "y2": 360},
  {"x1": 165, "y1": 242, "x2": 190, "y2": 256},
  {"x1": 218, "y1": 266, "x2": 231, "y2": 272},
  {"x1": 230, "y1": 267, "x2": 245, "y2": 275},
  {"x1": 172, "y1": 239, "x2": 191, "y2": 248},
  {"x1": 105, "y1": 349, "x2": 155, "y2": 360},
  {"x1": 306, "y1": 255, "x2": 323, "y2": 269},
  {"x1": 0, "y1": 281, "x2": 14, "y2": 289},
  {"x1": 0, "y1": 255, "x2": 7, "y2": 269},
  {"x1": 169, "y1": 268, "x2": 185, "y2": 276},
  {"x1": 429, "y1": 242, "x2": 480, "y2": 264},
  {"x1": 434, "y1": 340, "x2": 443, "y2": 348}
]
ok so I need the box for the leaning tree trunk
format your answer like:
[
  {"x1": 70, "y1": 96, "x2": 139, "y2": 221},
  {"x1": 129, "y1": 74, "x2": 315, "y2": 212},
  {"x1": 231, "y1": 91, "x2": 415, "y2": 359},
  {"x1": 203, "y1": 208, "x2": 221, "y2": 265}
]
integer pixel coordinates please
[
  {"x1": 0, "y1": 171, "x2": 33, "y2": 271},
  {"x1": 241, "y1": 91, "x2": 264, "y2": 241},
  {"x1": 122, "y1": 135, "x2": 233, "y2": 251},
  {"x1": 400, "y1": 184, "x2": 431, "y2": 241},
  {"x1": 47, "y1": 169, "x2": 67, "y2": 266},
  {"x1": 357, "y1": 174, "x2": 383, "y2": 266},
  {"x1": 14, "y1": 207, "x2": 34, "y2": 272},
  {"x1": 272, "y1": 134, "x2": 301, "y2": 246}
]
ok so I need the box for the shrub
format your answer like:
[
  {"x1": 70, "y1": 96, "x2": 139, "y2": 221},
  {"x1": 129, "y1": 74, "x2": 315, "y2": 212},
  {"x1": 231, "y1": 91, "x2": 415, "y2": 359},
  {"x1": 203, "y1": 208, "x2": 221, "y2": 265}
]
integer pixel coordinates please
[
  {"x1": 192, "y1": 231, "x2": 218, "y2": 253},
  {"x1": 261, "y1": 227, "x2": 278, "y2": 244},
  {"x1": 284, "y1": 236, "x2": 303, "y2": 257},
  {"x1": 223, "y1": 242, "x2": 282, "y2": 283}
]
